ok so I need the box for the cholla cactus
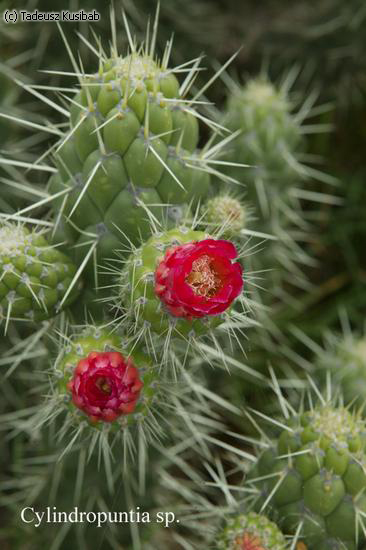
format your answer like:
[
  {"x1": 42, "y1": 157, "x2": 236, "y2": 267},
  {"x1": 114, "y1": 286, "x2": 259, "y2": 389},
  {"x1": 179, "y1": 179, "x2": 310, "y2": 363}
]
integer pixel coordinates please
[
  {"x1": 114, "y1": 227, "x2": 245, "y2": 357},
  {"x1": 27, "y1": 324, "x2": 165, "y2": 468},
  {"x1": 42, "y1": 6, "x2": 245, "y2": 295},
  {"x1": 3, "y1": 5, "x2": 351, "y2": 550},
  {"x1": 224, "y1": 77, "x2": 301, "y2": 183},
  {"x1": 319, "y1": 335, "x2": 366, "y2": 410},
  {"x1": 1, "y1": 4, "x2": 248, "y2": 312},
  {"x1": 0, "y1": 0, "x2": 254, "y2": 455},
  {"x1": 218, "y1": 512, "x2": 287, "y2": 549},
  {"x1": 0, "y1": 223, "x2": 79, "y2": 330},
  {"x1": 247, "y1": 387, "x2": 366, "y2": 549},
  {"x1": 293, "y1": 326, "x2": 366, "y2": 412},
  {"x1": 220, "y1": 73, "x2": 338, "y2": 299}
]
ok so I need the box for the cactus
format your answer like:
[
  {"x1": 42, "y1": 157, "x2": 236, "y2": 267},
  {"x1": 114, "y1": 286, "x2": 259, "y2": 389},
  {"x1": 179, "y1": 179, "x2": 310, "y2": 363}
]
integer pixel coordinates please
[
  {"x1": 45, "y1": 13, "x2": 230, "y2": 290},
  {"x1": 30, "y1": 324, "x2": 167, "y2": 466},
  {"x1": 1, "y1": 3, "x2": 363, "y2": 550},
  {"x1": 115, "y1": 227, "x2": 244, "y2": 351},
  {"x1": 58, "y1": 327, "x2": 155, "y2": 425},
  {"x1": 220, "y1": 73, "x2": 336, "y2": 298},
  {"x1": 321, "y1": 336, "x2": 366, "y2": 410},
  {"x1": 218, "y1": 512, "x2": 287, "y2": 549},
  {"x1": 1, "y1": 5, "x2": 245, "y2": 315},
  {"x1": 0, "y1": 223, "x2": 79, "y2": 329},
  {"x1": 295, "y1": 329, "x2": 366, "y2": 412},
  {"x1": 224, "y1": 77, "x2": 301, "y2": 184},
  {"x1": 248, "y1": 395, "x2": 366, "y2": 549}
]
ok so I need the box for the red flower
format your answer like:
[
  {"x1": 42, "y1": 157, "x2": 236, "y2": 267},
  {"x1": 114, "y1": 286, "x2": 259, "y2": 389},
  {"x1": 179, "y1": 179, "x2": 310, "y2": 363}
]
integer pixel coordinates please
[
  {"x1": 154, "y1": 239, "x2": 243, "y2": 319},
  {"x1": 67, "y1": 351, "x2": 143, "y2": 423}
]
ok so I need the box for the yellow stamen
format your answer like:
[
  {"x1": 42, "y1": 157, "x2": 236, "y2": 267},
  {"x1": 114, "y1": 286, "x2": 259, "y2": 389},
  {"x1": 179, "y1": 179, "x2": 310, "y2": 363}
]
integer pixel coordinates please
[{"x1": 186, "y1": 255, "x2": 221, "y2": 297}]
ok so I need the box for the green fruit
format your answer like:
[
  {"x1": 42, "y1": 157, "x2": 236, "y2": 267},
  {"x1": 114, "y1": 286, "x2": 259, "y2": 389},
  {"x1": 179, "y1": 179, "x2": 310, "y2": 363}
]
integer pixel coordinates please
[
  {"x1": 250, "y1": 403, "x2": 366, "y2": 549},
  {"x1": 50, "y1": 50, "x2": 212, "y2": 284},
  {"x1": 0, "y1": 223, "x2": 79, "y2": 322},
  {"x1": 217, "y1": 511, "x2": 287, "y2": 549}
]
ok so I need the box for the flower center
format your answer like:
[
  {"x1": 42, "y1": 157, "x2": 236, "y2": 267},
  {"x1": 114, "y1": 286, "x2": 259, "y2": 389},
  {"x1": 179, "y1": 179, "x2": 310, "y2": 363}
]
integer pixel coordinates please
[
  {"x1": 95, "y1": 377, "x2": 112, "y2": 395},
  {"x1": 235, "y1": 533, "x2": 265, "y2": 550},
  {"x1": 186, "y1": 255, "x2": 221, "y2": 297}
]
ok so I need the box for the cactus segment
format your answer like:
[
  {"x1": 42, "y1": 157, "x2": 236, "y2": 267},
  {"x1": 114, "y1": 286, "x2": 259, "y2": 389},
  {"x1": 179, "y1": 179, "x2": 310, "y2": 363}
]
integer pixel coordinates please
[{"x1": 0, "y1": 223, "x2": 79, "y2": 326}]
